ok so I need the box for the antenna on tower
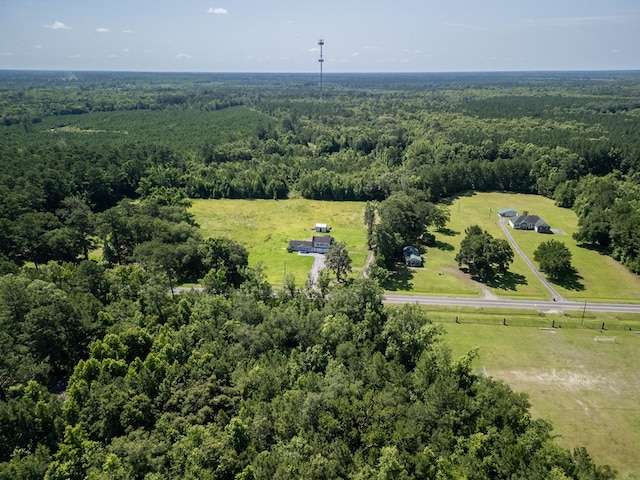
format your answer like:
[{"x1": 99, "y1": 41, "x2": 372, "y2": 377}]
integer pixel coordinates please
[{"x1": 318, "y1": 38, "x2": 324, "y2": 101}]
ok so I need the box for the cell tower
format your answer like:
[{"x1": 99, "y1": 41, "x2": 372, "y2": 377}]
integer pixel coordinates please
[{"x1": 318, "y1": 38, "x2": 324, "y2": 101}]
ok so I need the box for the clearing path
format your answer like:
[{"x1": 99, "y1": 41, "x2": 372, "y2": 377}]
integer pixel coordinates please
[
  {"x1": 498, "y1": 217, "x2": 567, "y2": 302},
  {"x1": 303, "y1": 253, "x2": 325, "y2": 287},
  {"x1": 359, "y1": 250, "x2": 375, "y2": 278}
]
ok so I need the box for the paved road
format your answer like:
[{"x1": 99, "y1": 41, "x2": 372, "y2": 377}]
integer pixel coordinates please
[
  {"x1": 498, "y1": 217, "x2": 567, "y2": 302},
  {"x1": 382, "y1": 294, "x2": 640, "y2": 314}
]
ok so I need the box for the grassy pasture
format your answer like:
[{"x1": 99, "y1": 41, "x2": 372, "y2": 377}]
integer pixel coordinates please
[
  {"x1": 190, "y1": 199, "x2": 369, "y2": 288},
  {"x1": 190, "y1": 193, "x2": 640, "y2": 302},
  {"x1": 440, "y1": 322, "x2": 640, "y2": 479},
  {"x1": 412, "y1": 192, "x2": 640, "y2": 302}
]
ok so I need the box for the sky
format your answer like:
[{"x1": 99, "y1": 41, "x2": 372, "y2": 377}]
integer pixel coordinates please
[{"x1": 0, "y1": 0, "x2": 639, "y2": 73}]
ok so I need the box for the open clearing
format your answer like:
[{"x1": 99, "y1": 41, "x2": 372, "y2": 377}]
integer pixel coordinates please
[
  {"x1": 409, "y1": 191, "x2": 640, "y2": 302},
  {"x1": 191, "y1": 193, "x2": 640, "y2": 302},
  {"x1": 442, "y1": 323, "x2": 640, "y2": 479},
  {"x1": 190, "y1": 199, "x2": 369, "y2": 288}
]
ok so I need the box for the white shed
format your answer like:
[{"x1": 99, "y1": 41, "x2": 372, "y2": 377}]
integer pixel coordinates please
[{"x1": 315, "y1": 223, "x2": 329, "y2": 233}]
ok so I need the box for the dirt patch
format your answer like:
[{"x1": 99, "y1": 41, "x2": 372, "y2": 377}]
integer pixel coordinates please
[
  {"x1": 443, "y1": 267, "x2": 491, "y2": 296},
  {"x1": 443, "y1": 267, "x2": 477, "y2": 285},
  {"x1": 491, "y1": 368, "x2": 620, "y2": 394}
]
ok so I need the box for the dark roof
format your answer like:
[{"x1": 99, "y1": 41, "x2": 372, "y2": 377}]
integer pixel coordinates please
[
  {"x1": 289, "y1": 240, "x2": 312, "y2": 249},
  {"x1": 511, "y1": 214, "x2": 549, "y2": 227},
  {"x1": 403, "y1": 246, "x2": 420, "y2": 258},
  {"x1": 312, "y1": 235, "x2": 333, "y2": 247}
]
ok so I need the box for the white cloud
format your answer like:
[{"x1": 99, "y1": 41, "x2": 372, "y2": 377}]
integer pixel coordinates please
[
  {"x1": 35, "y1": 44, "x2": 43, "y2": 49},
  {"x1": 0, "y1": 52, "x2": 14, "y2": 56},
  {"x1": 352, "y1": 52, "x2": 360, "y2": 57},
  {"x1": 175, "y1": 53, "x2": 192, "y2": 59},
  {"x1": 96, "y1": 27, "x2": 111, "y2": 33},
  {"x1": 122, "y1": 29, "x2": 133, "y2": 34},
  {"x1": 46, "y1": 21, "x2": 71, "y2": 30},
  {"x1": 309, "y1": 47, "x2": 320, "y2": 52},
  {"x1": 611, "y1": 49, "x2": 620, "y2": 54},
  {"x1": 207, "y1": 7, "x2": 229, "y2": 15}
]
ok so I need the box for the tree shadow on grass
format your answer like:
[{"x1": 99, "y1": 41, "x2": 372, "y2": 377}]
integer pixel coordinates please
[
  {"x1": 485, "y1": 271, "x2": 528, "y2": 291},
  {"x1": 432, "y1": 240, "x2": 455, "y2": 252},
  {"x1": 436, "y1": 227, "x2": 459, "y2": 237},
  {"x1": 382, "y1": 265, "x2": 414, "y2": 291},
  {"x1": 576, "y1": 242, "x2": 613, "y2": 257},
  {"x1": 550, "y1": 269, "x2": 585, "y2": 291}
]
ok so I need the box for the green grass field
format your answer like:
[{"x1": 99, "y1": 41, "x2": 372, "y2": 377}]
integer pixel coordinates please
[
  {"x1": 410, "y1": 192, "x2": 640, "y2": 303},
  {"x1": 190, "y1": 199, "x2": 369, "y2": 288},
  {"x1": 440, "y1": 322, "x2": 640, "y2": 479},
  {"x1": 190, "y1": 193, "x2": 640, "y2": 302}
]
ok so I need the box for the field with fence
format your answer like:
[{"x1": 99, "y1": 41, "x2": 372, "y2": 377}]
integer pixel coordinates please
[{"x1": 441, "y1": 321, "x2": 640, "y2": 479}]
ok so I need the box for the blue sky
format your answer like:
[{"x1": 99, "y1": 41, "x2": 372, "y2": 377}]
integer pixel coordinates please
[{"x1": 1, "y1": 0, "x2": 638, "y2": 72}]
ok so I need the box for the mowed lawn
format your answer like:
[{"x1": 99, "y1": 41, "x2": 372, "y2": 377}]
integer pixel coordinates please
[
  {"x1": 442, "y1": 323, "x2": 640, "y2": 479},
  {"x1": 190, "y1": 193, "x2": 640, "y2": 302},
  {"x1": 410, "y1": 192, "x2": 640, "y2": 302},
  {"x1": 190, "y1": 199, "x2": 369, "y2": 288}
]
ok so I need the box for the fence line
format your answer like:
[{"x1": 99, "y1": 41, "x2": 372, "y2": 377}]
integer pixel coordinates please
[{"x1": 434, "y1": 315, "x2": 640, "y2": 332}]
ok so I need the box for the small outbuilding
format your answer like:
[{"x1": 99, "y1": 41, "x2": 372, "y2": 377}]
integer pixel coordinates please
[
  {"x1": 315, "y1": 223, "x2": 330, "y2": 233},
  {"x1": 403, "y1": 246, "x2": 423, "y2": 267},
  {"x1": 498, "y1": 208, "x2": 518, "y2": 218}
]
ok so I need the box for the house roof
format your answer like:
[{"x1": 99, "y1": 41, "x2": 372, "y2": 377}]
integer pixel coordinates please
[
  {"x1": 312, "y1": 235, "x2": 333, "y2": 247},
  {"x1": 511, "y1": 215, "x2": 549, "y2": 227},
  {"x1": 403, "y1": 245, "x2": 420, "y2": 258},
  {"x1": 289, "y1": 240, "x2": 312, "y2": 248}
]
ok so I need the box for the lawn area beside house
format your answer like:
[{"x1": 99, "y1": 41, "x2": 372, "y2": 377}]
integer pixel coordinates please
[
  {"x1": 410, "y1": 192, "x2": 640, "y2": 303},
  {"x1": 189, "y1": 199, "x2": 369, "y2": 288},
  {"x1": 190, "y1": 194, "x2": 640, "y2": 302}
]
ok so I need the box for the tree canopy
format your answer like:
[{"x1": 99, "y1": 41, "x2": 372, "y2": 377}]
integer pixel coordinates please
[
  {"x1": 534, "y1": 239, "x2": 574, "y2": 281},
  {"x1": 455, "y1": 225, "x2": 514, "y2": 282}
]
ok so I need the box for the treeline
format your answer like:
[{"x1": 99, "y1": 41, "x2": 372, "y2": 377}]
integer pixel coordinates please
[
  {"x1": 0, "y1": 71, "x2": 630, "y2": 478},
  {"x1": 2, "y1": 70, "x2": 640, "y2": 272},
  {"x1": 0, "y1": 269, "x2": 614, "y2": 479}
]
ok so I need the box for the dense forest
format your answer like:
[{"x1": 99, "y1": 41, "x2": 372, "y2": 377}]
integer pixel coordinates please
[{"x1": 2, "y1": 69, "x2": 639, "y2": 478}]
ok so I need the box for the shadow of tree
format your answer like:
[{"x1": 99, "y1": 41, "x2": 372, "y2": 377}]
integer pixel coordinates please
[
  {"x1": 442, "y1": 191, "x2": 476, "y2": 206},
  {"x1": 382, "y1": 264, "x2": 414, "y2": 291},
  {"x1": 432, "y1": 240, "x2": 455, "y2": 252},
  {"x1": 436, "y1": 227, "x2": 459, "y2": 237},
  {"x1": 551, "y1": 268, "x2": 585, "y2": 291},
  {"x1": 576, "y1": 242, "x2": 612, "y2": 256},
  {"x1": 485, "y1": 271, "x2": 528, "y2": 291}
]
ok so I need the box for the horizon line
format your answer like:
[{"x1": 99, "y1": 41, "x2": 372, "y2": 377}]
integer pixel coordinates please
[{"x1": 1, "y1": 68, "x2": 640, "y2": 75}]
